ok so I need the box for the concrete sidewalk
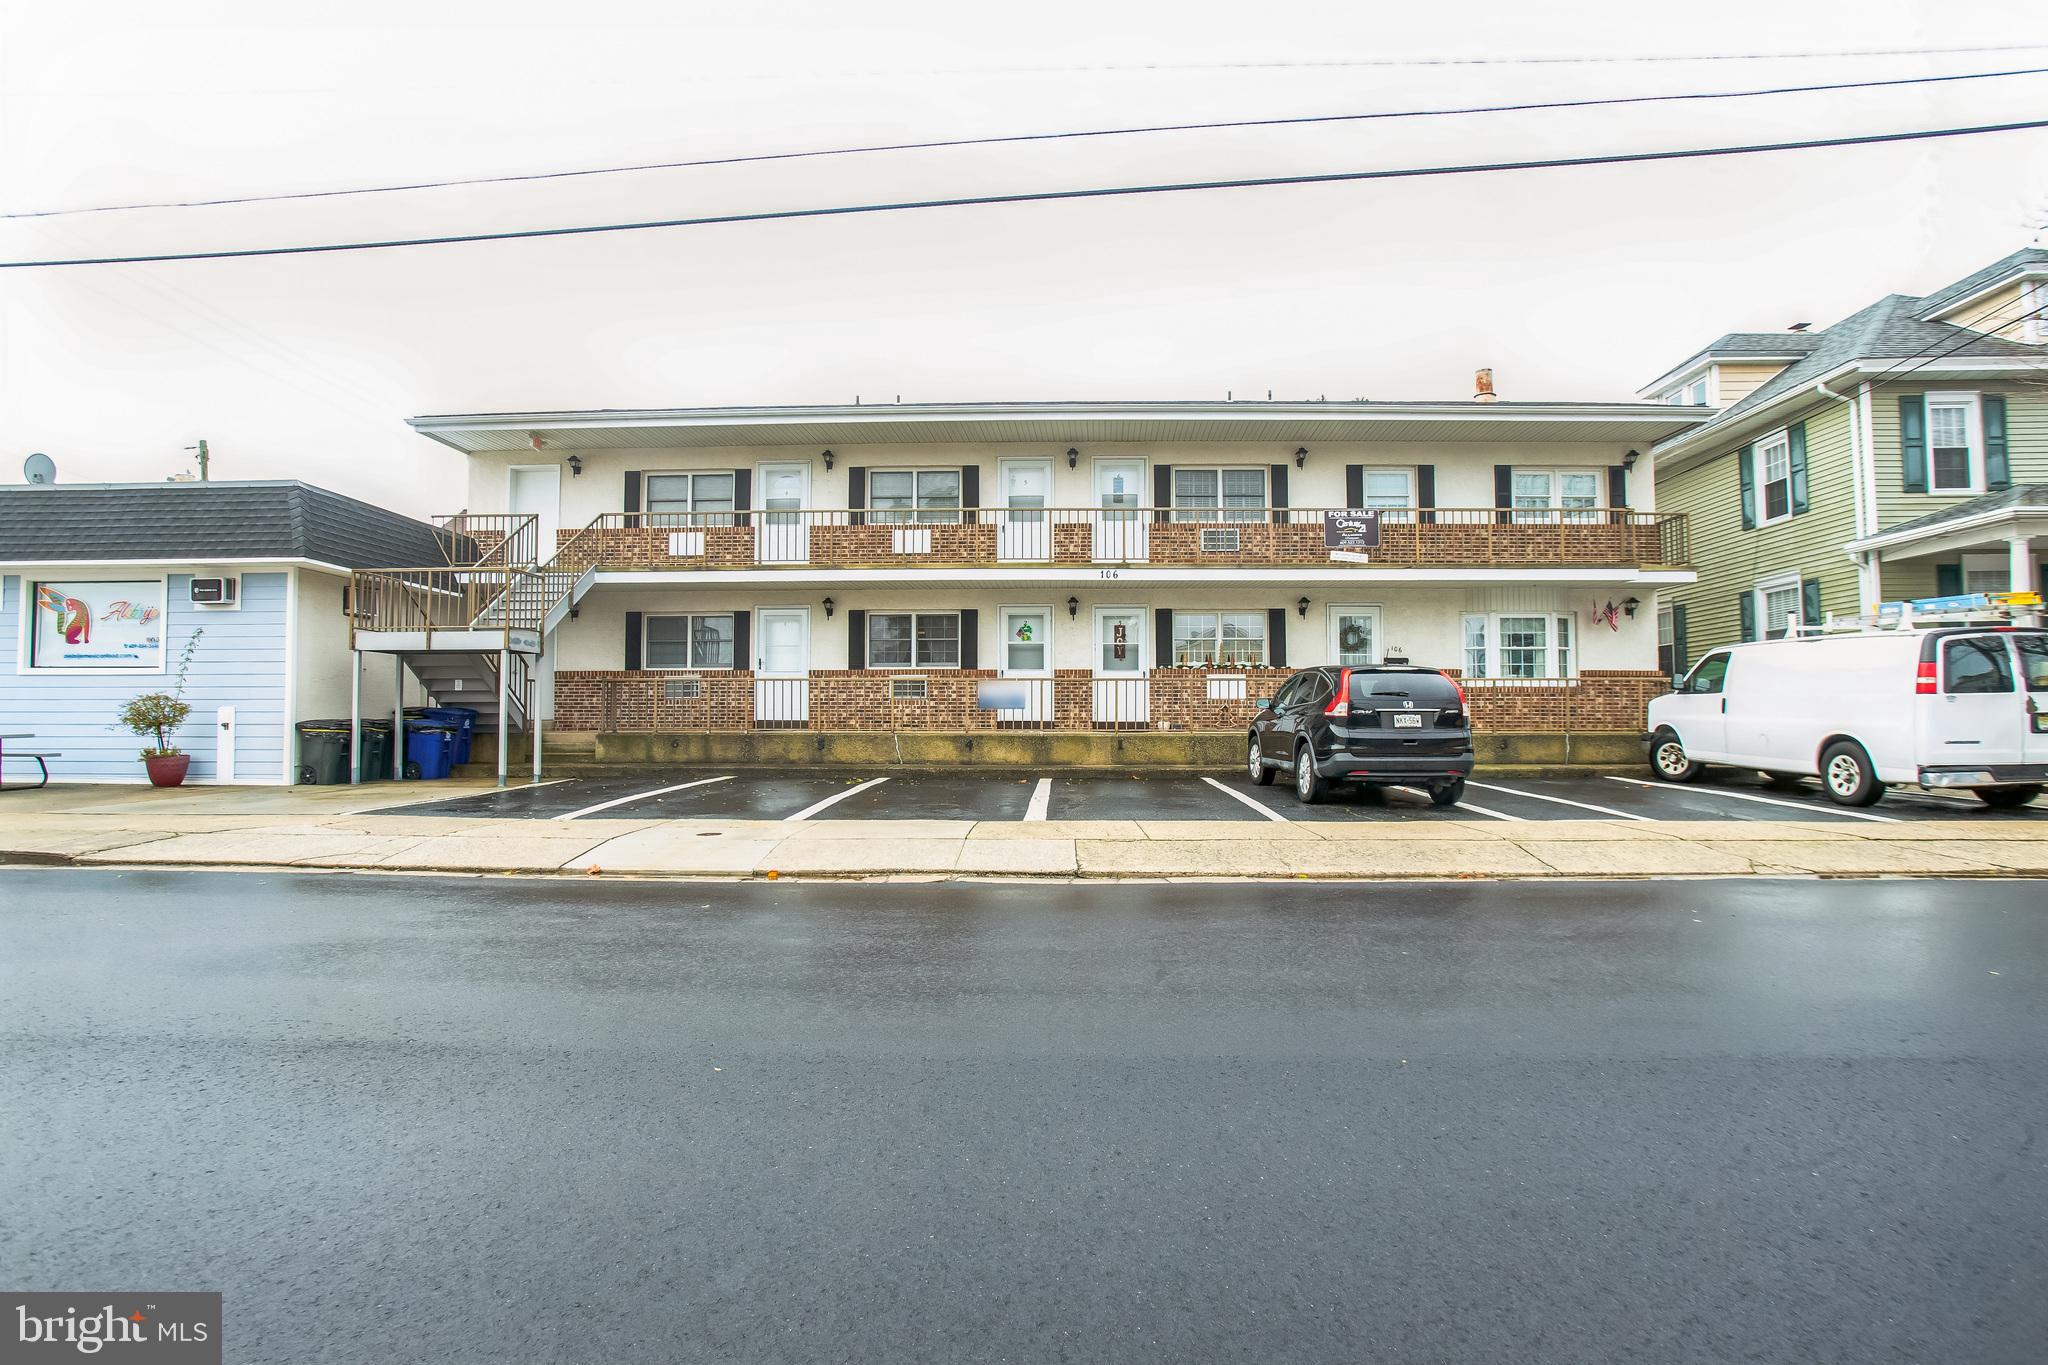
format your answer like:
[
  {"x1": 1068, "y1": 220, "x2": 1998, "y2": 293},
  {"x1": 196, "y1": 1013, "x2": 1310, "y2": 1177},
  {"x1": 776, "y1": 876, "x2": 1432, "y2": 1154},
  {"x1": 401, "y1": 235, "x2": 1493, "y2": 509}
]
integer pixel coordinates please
[{"x1": 2, "y1": 779, "x2": 2046, "y2": 879}]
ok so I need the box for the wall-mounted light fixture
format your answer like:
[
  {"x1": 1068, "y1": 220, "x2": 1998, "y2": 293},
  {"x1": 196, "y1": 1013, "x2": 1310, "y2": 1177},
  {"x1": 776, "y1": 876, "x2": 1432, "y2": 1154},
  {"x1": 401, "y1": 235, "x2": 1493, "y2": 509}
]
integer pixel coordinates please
[
  {"x1": 822, "y1": 449, "x2": 835, "y2": 471},
  {"x1": 1622, "y1": 449, "x2": 1639, "y2": 470},
  {"x1": 1622, "y1": 596, "x2": 1641, "y2": 619},
  {"x1": 1295, "y1": 447, "x2": 1308, "y2": 469},
  {"x1": 1297, "y1": 596, "x2": 1310, "y2": 618},
  {"x1": 822, "y1": 596, "x2": 835, "y2": 619},
  {"x1": 1066, "y1": 596, "x2": 1080, "y2": 619},
  {"x1": 565, "y1": 454, "x2": 583, "y2": 477},
  {"x1": 1066, "y1": 448, "x2": 1079, "y2": 470}
]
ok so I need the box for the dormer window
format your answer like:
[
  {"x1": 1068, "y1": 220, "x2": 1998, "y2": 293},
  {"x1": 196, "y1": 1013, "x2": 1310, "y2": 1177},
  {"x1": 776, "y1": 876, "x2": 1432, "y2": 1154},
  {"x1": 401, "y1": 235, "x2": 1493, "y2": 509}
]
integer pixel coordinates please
[{"x1": 1664, "y1": 375, "x2": 1708, "y2": 406}]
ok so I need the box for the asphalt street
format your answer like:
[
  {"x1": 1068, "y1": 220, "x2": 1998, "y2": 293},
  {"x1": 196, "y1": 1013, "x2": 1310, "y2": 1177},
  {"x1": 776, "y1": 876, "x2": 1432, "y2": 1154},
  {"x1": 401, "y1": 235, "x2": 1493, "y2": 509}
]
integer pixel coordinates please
[
  {"x1": 3, "y1": 870, "x2": 2046, "y2": 1364},
  {"x1": 380, "y1": 766, "x2": 2048, "y2": 823}
]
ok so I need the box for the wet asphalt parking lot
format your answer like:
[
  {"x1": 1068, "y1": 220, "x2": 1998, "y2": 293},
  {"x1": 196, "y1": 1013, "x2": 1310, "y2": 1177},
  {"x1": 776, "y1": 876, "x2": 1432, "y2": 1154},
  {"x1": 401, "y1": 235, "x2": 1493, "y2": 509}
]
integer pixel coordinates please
[{"x1": 380, "y1": 765, "x2": 2048, "y2": 824}]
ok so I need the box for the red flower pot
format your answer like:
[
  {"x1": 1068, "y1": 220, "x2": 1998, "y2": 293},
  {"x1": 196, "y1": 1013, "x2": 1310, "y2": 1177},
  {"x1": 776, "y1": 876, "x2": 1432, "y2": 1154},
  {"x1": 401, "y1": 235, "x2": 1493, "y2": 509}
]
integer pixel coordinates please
[{"x1": 144, "y1": 754, "x2": 191, "y2": 787}]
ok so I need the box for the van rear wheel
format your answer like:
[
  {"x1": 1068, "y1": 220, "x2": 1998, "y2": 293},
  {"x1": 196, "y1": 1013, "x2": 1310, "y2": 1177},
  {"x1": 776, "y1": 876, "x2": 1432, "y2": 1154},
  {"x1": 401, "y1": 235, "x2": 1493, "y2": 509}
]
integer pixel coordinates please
[
  {"x1": 1975, "y1": 784, "x2": 2042, "y2": 810},
  {"x1": 1650, "y1": 728, "x2": 1703, "y2": 783},
  {"x1": 1820, "y1": 740, "x2": 1885, "y2": 807}
]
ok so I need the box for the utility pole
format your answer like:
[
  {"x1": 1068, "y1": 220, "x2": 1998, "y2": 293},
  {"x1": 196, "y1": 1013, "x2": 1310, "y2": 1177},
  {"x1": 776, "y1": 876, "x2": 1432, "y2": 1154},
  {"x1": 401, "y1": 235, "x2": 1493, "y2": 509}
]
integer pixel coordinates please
[{"x1": 185, "y1": 439, "x2": 209, "y2": 481}]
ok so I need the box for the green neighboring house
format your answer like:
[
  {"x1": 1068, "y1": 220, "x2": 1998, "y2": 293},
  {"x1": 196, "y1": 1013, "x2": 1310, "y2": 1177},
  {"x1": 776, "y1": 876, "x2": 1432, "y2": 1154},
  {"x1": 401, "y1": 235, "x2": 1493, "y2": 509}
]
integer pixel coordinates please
[{"x1": 1644, "y1": 248, "x2": 2048, "y2": 675}]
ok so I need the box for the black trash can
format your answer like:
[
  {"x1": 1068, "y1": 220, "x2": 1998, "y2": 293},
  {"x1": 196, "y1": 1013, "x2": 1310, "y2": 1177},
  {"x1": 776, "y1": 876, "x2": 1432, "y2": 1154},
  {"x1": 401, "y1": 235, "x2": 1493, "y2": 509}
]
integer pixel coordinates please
[
  {"x1": 356, "y1": 720, "x2": 393, "y2": 782},
  {"x1": 295, "y1": 720, "x2": 353, "y2": 785}
]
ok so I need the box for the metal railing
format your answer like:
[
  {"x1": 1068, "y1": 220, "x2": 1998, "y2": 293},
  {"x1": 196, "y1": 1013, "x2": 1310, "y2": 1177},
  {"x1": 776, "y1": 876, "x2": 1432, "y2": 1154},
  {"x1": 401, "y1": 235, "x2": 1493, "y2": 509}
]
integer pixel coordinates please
[
  {"x1": 535, "y1": 506, "x2": 1689, "y2": 570},
  {"x1": 347, "y1": 565, "x2": 545, "y2": 646},
  {"x1": 431, "y1": 513, "x2": 540, "y2": 569}
]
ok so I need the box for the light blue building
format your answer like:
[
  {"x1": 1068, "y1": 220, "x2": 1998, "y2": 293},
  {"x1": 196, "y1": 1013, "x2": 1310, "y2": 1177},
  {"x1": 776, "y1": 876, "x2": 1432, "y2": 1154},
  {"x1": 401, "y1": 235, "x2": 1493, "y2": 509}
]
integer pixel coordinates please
[{"x1": 1, "y1": 481, "x2": 445, "y2": 784}]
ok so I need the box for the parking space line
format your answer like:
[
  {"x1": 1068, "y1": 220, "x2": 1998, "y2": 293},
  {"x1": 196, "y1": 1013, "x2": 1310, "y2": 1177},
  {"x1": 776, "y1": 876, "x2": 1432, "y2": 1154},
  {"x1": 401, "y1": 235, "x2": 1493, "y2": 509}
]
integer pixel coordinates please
[
  {"x1": 1452, "y1": 801, "x2": 1523, "y2": 821},
  {"x1": 1465, "y1": 780, "x2": 1651, "y2": 821},
  {"x1": 1025, "y1": 779, "x2": 1051, "y2": 822},
  {"x1": 785, "y1": 776, "x2": 891, "y2": 821},
  {"x1": 1602, "y1": 775, "x2": 1901, "y2": 823},
  {"x1": 1199, "y1": 776, "x2": 1289, "y2": 822},
  {"x1": 553, "y1": 775, "x2": 734, "y2": 821}
]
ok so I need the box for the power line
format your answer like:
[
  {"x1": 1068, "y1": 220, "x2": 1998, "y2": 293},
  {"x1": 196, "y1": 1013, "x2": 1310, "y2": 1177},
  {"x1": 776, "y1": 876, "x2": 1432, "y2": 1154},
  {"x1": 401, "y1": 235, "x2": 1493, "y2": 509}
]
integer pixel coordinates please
[
  {"x1": 7, "y1": 117, "x2": 2047, "y2": 271},
  {"x1": 12, "y1": 63, "x2": 2047, "y2": 221}
]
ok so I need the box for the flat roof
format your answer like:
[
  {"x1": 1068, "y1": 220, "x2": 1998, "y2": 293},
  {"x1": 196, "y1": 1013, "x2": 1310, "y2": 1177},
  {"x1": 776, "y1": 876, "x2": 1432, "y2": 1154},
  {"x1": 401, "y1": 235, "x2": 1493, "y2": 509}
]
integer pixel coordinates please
[{"x1": 409, "y1": 400, "x2": 1710, "y2": 453}]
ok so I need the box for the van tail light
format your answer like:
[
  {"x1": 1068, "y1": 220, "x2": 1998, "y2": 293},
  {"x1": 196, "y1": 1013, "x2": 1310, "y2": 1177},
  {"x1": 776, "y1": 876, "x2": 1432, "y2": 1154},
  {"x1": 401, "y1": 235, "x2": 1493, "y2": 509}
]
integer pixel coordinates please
[
  {"x1": 1326, "y1": 667, "x2": 1352, "y2": 718},
  {"x1": 1915, "y1": 661, "x2": 1938, "y2": 695}
]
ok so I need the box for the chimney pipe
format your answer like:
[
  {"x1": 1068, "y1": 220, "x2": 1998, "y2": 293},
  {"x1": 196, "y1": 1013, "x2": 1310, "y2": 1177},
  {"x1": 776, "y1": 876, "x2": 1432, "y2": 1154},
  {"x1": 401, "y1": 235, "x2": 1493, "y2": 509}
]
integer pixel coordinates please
[{"x1": 1473, "y1": 368, "x2": 1498, "y2": 404}]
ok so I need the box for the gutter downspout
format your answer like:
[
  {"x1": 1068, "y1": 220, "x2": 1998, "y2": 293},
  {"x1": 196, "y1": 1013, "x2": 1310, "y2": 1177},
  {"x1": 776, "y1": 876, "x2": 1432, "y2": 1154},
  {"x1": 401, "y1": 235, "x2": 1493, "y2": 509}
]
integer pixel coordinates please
[{"x1": 1814, "y1": 380, "x2": 1879, "y2": 612}]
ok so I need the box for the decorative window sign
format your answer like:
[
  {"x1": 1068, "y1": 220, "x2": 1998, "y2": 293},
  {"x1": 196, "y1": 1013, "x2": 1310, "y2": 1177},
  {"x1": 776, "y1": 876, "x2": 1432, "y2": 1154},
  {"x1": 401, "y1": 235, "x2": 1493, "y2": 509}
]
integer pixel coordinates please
[{"x1": 31, "y1": 580, "x2": 164, "y2": 669}]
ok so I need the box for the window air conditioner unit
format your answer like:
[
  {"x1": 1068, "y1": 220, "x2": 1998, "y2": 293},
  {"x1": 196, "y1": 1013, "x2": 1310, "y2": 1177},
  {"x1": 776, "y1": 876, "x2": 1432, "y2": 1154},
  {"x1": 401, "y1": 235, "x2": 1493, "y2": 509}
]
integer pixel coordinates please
[
  {"x1": 190, "y1": 576, "x2": 238, "y2": 606},
  {"x1": 1199, "y1": 528, "x2": 1241, "y2": 553}
]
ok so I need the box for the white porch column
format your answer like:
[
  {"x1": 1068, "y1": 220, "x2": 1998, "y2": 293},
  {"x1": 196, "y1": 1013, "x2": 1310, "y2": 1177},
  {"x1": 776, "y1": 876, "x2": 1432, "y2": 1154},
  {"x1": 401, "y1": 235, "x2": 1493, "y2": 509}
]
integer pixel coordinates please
[
  {"x1": 393, "y1": 658, "x2": 406, "y2": 779},
  {"x1": 348, "y1": 652, "x2": 362, "y2": 785},
  {"x1": 497, "y1": 648, "x2": 510, "y2": 788},
  {"x1": 2012, "y1": 536, "x2": 2039, "y2": 624},
  {"x1": 1856, "y1": 552, "x2": 1882, "y2": 615},
  {"x1": 530, "y1": 649, "x2": 543, "y2": 784}
]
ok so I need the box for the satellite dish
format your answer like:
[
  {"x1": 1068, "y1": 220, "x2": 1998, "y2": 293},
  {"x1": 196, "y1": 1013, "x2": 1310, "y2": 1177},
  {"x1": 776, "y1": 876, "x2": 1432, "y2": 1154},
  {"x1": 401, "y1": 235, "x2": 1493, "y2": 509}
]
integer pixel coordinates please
[{"x1": 23, "y1": 453, "x2": 56, "y2": 485}]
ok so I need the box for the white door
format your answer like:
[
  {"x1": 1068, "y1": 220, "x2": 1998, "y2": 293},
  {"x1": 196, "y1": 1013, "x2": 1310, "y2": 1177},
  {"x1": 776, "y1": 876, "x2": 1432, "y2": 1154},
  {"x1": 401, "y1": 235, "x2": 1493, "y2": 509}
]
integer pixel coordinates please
[
  {"x1": 508, "y1": 465, "x2": 562, "y2": 561},
  {"x1": 996, "y1": 606, "x2": 1053, "y2": 721},
  {"x1": 1093, "y1": 606, "x2": 1149, "y2": 724},
  {"x1": 1092, "y1": 459, "x2": 1148, "y2": 562},
  {"x1": 753, "y1": 607, "x2": 811, "y2": 725},
  {"x1": 756, "y1": 463, "x2": 810, "y2": 564},
  {"x1": 1924, "y1": 633, "x2": 2025, "y2": 768},
  {"x1": 998, "y1": 459, "x2": 1053, "y2": 561},
  {"x1": 1327, "y1": 606, "x2": 1382, "y2": 667},
  {"x1": 2020, "y1": 634, "x2": 2048, "y2": 769}
]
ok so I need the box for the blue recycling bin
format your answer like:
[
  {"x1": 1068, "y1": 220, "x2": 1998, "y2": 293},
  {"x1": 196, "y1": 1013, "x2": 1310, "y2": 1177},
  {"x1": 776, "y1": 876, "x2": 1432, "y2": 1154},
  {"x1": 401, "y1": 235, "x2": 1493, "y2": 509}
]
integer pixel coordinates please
[
  {"x1": 403, "y1": 724, "x2": 457, "y2": 780},
  {"x1": 407, "y1": 706, "x2": 479, "y2": 765}
]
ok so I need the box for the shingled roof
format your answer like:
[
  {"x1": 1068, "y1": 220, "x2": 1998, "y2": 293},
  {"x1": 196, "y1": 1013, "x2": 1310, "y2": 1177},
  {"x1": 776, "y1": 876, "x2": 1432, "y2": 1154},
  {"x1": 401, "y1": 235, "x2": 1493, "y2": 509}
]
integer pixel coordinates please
[{"x1": 0, "y1": 481, "x2": 447, "y2": 567}]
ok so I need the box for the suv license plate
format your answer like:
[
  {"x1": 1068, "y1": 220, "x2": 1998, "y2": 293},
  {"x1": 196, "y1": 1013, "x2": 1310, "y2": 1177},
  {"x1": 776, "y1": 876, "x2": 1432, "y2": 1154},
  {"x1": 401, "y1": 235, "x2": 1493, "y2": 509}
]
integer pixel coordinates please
[{"x1": 1393, "y1": 713, "x2": 1423, "y2": 728}]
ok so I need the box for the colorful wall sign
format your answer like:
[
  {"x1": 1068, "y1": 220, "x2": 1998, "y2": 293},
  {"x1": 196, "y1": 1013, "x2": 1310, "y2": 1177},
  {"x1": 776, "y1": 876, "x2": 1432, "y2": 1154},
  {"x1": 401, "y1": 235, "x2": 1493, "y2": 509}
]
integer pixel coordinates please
[{"x1": 31, "y1": 580, "x2": 164, "y2": 668}]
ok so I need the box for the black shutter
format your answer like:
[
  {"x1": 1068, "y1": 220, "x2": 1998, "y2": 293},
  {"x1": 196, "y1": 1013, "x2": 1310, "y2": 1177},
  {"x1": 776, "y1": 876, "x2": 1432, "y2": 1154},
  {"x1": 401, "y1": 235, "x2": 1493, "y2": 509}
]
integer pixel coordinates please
[
  {"x1": 1671, "y1": 604, "x2": 1689, "y2": 677},
  {"x1": 1267, "y1": 608, "x2": 1287, "y2": 668},
  {"x1": 1900, "y1": 396, "x2": 1928, "y2": 493},
  {"x1": 1608, "y1": 465, "x2": 1628, "y2": 511},
  {"x1": 1345, "y1": 464, "x2": 1364, "y2": 509},
  {"x1": 961, "y1": 466, "x2": 980, "y2": 524},
  {"x1": 847, "y1": 467, "x2": 866, "y2": 526},
  {"x1": 624, "y1": 471, "x2": 643, "y2": 525},
  {"x1": 624, "y1": 611, "x2": 643, "y2": 670},
  {"x1": 1269, "y1": 464, "x2": 1288, "y2": 525},
  {"x1": 1935, "y1": 563, "x2": 1962, "y2": 596},
  {"x1": 1799, "y1": 578, "x2": 1822, "y2": 632},
  {"x1": 731, "y1": 610, "x2": 750, "y2": 671},
  {"x1": 1984, "y1": 396, "x2": 2010, "y2": 491},
  {"x1": 1493, "y1": 465, "x2": 1512, "y2": 525},
  {"x1": 1416, "y1": 465, "x2": 1436, "y2": 525},
  {"x1": 732, "y1": 469, "x2": 751, "y2": 515},
  {"x1": 1153, "y1": 465, "x2": 1173, "y2": 524},
  {"x1": 958, "y1": 608, "x2": 978, "y2": 670},
  {"x1": 1155, "y1": 608, "x2": 1173, "y2": 667},
  {"x1": 1737, "y1": 594, "x2": 1756, "y2": 643},
  {"x1": 1788, "y1": 423, "x2": 1810, "y2": 515},
  {"x1": 1738, "y1": 444, "x2": 1757, "y2": 530},
  {"x1": 847, "y1": 609, "x2": 867, "y2": 669}
]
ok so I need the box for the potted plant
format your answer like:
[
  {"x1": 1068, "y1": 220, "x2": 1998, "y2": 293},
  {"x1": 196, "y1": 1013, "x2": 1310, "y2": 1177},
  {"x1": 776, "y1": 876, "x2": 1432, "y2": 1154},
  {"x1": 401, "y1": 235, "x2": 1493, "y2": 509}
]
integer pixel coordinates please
[{"x1": 116, "y1": 629, "x2": 203, "y2": 787}]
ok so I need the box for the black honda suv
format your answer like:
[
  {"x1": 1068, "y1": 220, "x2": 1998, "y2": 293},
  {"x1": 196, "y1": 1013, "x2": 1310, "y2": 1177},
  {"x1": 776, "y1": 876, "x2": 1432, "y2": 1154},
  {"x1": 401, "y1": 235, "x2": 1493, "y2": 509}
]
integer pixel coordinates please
[{"x1": 1246, "y1": 665, "x2": 1475, "y2": 805}]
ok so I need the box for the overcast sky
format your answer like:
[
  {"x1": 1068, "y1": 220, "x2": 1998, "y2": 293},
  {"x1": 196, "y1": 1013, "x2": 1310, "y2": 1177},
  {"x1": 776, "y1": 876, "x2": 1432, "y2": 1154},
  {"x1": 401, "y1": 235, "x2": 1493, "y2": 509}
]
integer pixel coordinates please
[{"x1": 3, "y1": 0, "x2": 2046, "y2": 511}]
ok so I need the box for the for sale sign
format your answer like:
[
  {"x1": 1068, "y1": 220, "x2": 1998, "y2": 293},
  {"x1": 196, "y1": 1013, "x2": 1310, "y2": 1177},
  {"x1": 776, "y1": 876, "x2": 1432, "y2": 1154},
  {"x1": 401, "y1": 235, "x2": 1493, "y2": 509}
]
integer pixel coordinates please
[{"x1": 1322, "y1": 510, "x2": 1381, "y2": 549}]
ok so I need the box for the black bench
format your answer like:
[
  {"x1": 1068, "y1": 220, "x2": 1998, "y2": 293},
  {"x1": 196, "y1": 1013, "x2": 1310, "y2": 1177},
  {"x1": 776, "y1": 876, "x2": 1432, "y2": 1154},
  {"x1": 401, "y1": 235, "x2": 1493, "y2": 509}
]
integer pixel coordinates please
[{"x1": 1, "y1": 749, "x2": 59, "y2": 789}]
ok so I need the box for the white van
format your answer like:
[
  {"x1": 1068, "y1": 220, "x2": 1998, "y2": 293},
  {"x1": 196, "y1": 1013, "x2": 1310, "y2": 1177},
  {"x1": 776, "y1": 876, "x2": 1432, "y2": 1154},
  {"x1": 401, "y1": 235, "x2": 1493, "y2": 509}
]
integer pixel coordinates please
[{"x1": 1646, "y1": 626, "x2": 2047, "y2": 808}]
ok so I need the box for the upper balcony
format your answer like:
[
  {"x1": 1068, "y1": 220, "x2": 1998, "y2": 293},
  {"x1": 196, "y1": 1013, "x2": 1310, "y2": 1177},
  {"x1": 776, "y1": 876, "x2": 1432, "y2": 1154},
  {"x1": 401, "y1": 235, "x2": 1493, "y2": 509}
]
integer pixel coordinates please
[{"x1": 536, "y1": 506, "x2": 1690, "y2": 574}]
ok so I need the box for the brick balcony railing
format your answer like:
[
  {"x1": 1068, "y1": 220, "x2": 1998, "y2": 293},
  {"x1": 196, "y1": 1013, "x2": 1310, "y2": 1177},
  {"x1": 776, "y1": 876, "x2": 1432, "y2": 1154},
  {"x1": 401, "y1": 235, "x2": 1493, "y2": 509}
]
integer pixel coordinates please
[
  {"x1": 535, "y1": 507, "x2": 1689, "y2": 573},
  {"x1": 552, "y1": 668, "x2": 1671, "y2": 734}
]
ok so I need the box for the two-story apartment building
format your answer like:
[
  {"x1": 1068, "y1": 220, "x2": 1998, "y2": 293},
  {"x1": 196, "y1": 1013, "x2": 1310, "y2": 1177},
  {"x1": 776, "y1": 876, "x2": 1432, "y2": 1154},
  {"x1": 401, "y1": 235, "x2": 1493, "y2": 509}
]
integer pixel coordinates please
[
  {"x1": 1648, "y1": 248, "x2": 2048, "y2": 671},
  {"x1": 371, "y1": 398, "x2": 1701, "y2": 764}
]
